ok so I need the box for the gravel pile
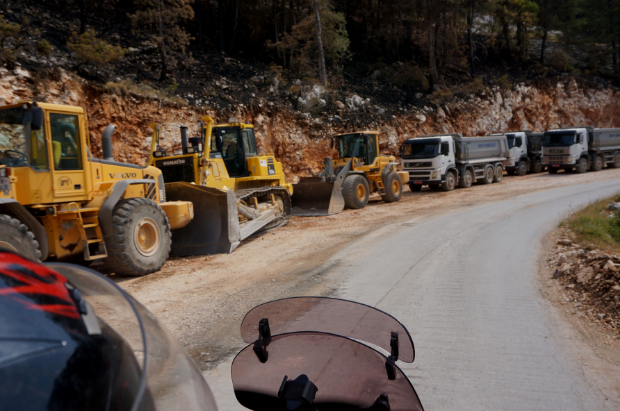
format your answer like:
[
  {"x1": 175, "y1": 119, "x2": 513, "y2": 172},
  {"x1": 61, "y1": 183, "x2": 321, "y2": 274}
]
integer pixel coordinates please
[{"x1": 550, "y1": 238, "x2": 620, "y2": 334}]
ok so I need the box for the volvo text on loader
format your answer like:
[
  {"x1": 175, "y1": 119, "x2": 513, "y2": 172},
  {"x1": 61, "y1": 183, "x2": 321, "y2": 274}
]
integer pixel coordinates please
[
  {"x1": 291, "y1": 131, "x2": 409, "y2": 215},
  {"x1": 148, "y1": 117, "x2": 292, "y2": 256},
  {"x1": 0, "y1": 102, "x2": 194, "y2": 276}
]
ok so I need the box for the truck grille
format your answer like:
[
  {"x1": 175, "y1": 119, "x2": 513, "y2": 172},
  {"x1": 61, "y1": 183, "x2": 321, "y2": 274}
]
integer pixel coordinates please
[
  {"x1": 407, "y1": 170, "x2": 432, "y2": 181},
  {"x1": 403, "y1": 162, "x2": 432, "y2": 168},
  {"x1": 544, "y1": 156, "x2": 570, "y2": 164}
]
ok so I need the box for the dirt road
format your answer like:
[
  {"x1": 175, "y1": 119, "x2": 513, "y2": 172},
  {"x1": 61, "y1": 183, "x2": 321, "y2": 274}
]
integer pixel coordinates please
[{"x1": 113, "y1": 168, "x2": 620, "y2": 371}]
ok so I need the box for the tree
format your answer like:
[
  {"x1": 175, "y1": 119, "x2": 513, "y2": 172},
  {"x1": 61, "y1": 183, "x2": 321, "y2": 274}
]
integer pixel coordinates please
[
  {"x1": 314, "y1": 0, "x2": 327, "y2": 86},
  {"x1": 67, "y1": 30, "x2": 126, "y2": 67},
  {"x1": 131, "y1": 0, "x2": 194, "y2": 81},
  {"x1": 273, "y1": 0, "x2": 349, "y2": 78}
]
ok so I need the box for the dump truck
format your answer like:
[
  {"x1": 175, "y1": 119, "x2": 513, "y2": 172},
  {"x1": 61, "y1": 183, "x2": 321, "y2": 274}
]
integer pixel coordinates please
[
  {"x1": 0, "y1": 102, "x2": 194, "y2": 276},
  {"x1": 401, "y1": 134, "x2": 509, "y2": 191},
  {"x1": 291, "y1": 131, "x2": 409, "y2": 215},
  {"x1": 148, "y1": 117, "x2": 292, "y2": 256},
  {"x1": 542, "y1": 127, "x2": 620, "y2": 173},
  {"x1": 503, "y1": 130, "x2": 545, "y2": 175}
]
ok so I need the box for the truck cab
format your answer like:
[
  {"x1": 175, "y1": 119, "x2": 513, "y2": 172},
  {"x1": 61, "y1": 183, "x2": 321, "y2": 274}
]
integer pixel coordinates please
[
  {"x1": 504, "y1": 130, "x2": 544, "y2": 175},
  {"x1": 400, "y1": 134, "x2": 458, "y2": 189},
  {"x1": 542, "y1": 127, "x2": 591, "y2": 173}
]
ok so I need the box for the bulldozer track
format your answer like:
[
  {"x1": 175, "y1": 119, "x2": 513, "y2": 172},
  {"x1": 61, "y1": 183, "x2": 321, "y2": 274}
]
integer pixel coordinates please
[{"x1": 236, "y1": 186, "x2": 292, "y2": 234}]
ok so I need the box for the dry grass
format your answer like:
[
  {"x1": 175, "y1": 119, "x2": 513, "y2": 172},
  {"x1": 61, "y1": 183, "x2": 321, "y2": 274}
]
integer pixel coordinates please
[
  {"x1": 105, "y1": 79, "x2": 186, "y2": 105},
  {"x1": 563, "y1": 194, "x2": 620, "y2": 253}
]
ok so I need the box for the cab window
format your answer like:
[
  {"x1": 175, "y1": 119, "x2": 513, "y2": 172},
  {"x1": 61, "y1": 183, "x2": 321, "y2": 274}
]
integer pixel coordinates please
[
  {"x1": 242, "y1": 129, "x2": 257, "y2": 154},
  {"x1": 440, "y1": 142, "x2": 450, "y2": 156},
  {"x1": 30, "y1": 128, "x2": 48, "y2": 170},
  {"x1": 366, "y1": 134, "x2": 377, "y2": 165},
  {"x1": 50, "y1": 113, "x2": 82, "y2": 170}
]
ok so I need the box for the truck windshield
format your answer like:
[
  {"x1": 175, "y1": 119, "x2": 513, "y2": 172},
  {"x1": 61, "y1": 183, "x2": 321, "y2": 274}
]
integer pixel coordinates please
[
  {"x1": 543, "y1": 132, "x2": 576, "y2": 146},
  {"x1": 0, "y1": 106, "x2": 36, "y2": 167},
  {"x1": 506, "y1": 135, "x2": 515, "y2": 149},
  {"x1": 401, "y1": 142, "x2": 439, "y2": 159}
]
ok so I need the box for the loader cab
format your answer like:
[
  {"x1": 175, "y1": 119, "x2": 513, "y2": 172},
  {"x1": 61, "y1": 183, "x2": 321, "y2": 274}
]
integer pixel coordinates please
[
  {"x1": 335, "y1": 132, "x2": 378, "y2": 167},
  {"x1": 211, "y1": 124, "x2": 257, "y2": 178},
  {"x1": 0, "y1": 102, "x2": 90, "y2": 204}
]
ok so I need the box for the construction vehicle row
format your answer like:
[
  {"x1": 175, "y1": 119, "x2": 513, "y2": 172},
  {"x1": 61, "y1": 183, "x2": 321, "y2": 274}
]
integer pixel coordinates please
[{"x1": 0, "y1": 100, "x2": 617, "y2": 277}]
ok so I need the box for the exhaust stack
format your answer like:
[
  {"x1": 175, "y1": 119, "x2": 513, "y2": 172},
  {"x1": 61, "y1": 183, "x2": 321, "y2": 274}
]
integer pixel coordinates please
[{"x1": 102, "y1": 124, "x2": 115, "y2": 161}]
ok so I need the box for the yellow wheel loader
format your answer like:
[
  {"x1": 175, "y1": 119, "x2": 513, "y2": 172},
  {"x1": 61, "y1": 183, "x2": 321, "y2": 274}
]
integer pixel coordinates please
[
  {"x1": 292, "y1": 131, "x2": 409, "y2": 215},
  {"x1": 148, "y1": 117, "x2": 292, "y2": 256},
  {"x1": 0, "y1": 102, "x2": 193, "y2": 276}
]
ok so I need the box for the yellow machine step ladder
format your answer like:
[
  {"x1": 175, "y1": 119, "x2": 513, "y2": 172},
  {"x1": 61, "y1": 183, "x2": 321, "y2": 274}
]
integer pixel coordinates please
[{"x1": 67, "y1": 203, "x2": 108, "y2": 261}]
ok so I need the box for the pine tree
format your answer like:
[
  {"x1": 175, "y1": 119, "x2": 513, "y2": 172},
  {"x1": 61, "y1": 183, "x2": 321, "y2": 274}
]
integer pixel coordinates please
[{"x1": 131, "y1": 0, "x2": 194, "y2": 81}]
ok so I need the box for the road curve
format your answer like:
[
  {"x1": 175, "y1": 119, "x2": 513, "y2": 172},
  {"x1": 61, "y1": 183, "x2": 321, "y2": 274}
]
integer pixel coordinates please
[{"x1": 205, "y1": 178, "x2": 620, "y2": 410}]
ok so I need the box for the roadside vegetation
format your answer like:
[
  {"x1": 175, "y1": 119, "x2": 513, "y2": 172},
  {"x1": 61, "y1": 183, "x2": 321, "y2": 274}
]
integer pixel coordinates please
[{"x1": 562, "y1": 195, "x2": 620, "y2": 253}]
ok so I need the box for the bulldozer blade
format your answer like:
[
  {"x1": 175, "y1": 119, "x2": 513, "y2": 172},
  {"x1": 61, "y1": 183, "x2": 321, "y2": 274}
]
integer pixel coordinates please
[
  {"x1": 291, "y1": 159, "x2": 352, "y2": 217},
  {"x1": 164, "y1": 182, "x2": 241, "y2": 257}
]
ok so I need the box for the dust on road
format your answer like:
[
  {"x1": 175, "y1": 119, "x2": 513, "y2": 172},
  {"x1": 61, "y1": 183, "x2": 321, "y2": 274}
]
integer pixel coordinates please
[{"x1": 112, "y1": 168, "x2": 620, "y2": 370}]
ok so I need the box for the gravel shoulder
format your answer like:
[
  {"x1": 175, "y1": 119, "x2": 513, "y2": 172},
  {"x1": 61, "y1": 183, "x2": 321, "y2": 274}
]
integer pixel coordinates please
[{"x1": 113, "y1": 168, "x2": 620, "y2": 371}]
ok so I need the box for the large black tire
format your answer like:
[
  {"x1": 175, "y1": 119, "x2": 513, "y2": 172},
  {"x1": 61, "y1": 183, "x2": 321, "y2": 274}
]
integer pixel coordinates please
[
  {"x1": 590, "y1": 155, "x2": 603, "y2": 171},
  {"x1": 480, "y1": 166, "x2": 494, "y2": 184},
  {"x1": 105, "y1": 198, "x2": 171, "y2": 277},
  {"x1": 515, "y1": 160, "x2": 527, "y2": 176},
  {"x1": 493, "y1": 165, "x2": 504, "y2": 183},
  {"x1": 380, "y1": 172, "x2": 403, "y2": 202},
  {"x1": 612, "y1": 153, "x2": 620, "y2": 169},
  {"x1": 408, "y1": 183, "x2": 422, "y2": 192},
  {"x1": 343, "y1": 175, "x2": 370, "y2": 209},
  {"x1": 442, "y1": 170, "x2": 457, "y2": 191},
  {"x1": 531, "y1": 158, "x2": 543, "y2": 173},
  {"x1": 458, "y1": 169, "x2": 473, "y2": 188},
  {"x1": 548, "y1": 167, "x2": 559, "y2": 174},
  {"x1": 0, "y1": 214, "x2": 41, "y2": 260},
  {"x1": 576, "y1": 157, "x2": 588, "y2": 173}
]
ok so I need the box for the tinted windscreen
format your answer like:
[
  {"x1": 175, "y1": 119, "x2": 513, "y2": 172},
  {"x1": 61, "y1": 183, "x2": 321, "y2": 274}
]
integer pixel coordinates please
[
  {"x1": 338, "y1": 134, "x2": 367, "y2": 160},
  {"x1": 402, "y1": 142, "x2": 439, "y2": 159},
  {"x1": 240, "y1": 297, "x2": 414, "y2": 362},
  {"x1": 232, "y1": 332, "x2": 423, "y2": 411},
  {"x1": 543, "y1": 133, "x2": 576, "y2": 146}
]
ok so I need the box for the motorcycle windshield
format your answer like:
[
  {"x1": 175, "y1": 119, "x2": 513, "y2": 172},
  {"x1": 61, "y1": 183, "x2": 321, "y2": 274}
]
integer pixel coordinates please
[
  {"x1": 232, "y1": 332, "x2": 423, "y2": 411},
  {"x1": 240, "y1": 297, "x2": 415, "y2": 362},
  {"x1": 47, "y1": 263, "x2": 218, "y2": 411}
]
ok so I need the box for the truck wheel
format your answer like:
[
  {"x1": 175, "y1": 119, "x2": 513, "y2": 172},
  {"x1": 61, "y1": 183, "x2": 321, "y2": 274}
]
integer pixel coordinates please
[
  {"x1": 408, "y1": 183, "x2": 422, "y2": 192},
  {"x1": 590, "y1": 155, "x2": 603, "y2": 171},
  {"x1": 442, "y1": 171, "x2": 456, "y2": 191},
  {"x1": 548, "y1": 167, "x2": 559, "y2": 174},
  {"x1": 493, "y1": 165, "x2": 504, "y2": 183},
  {"x1": 481, "y1": 166, "x2": 494, "y2": 184},
  {"x1": 105, "y1": 198, "x2": 171, "y2": 277},
  {"x1": 0, "y1": 214, "x2": 41, "y2": 260},
  {"x1": 343, "y1": 175, "x2": 370, "y2": 209},
  {"x1": 576, "y1": 157, "x2": 588, "y2": 173},
  {"x1": 458, "y1": 169, "x2": 473, "y2": 188},
  {"x1": 380, "y1": 172, "x2": 403, "y2": 202},
  {"x1": 532, "y1": 158, "x2": 543, "y2": 173},
  {"x1": 612, "y1": 153, "x2": 620, "y2": 168},
  {"x1": 516, "y1": 160, "x2": 527, "y2": 176}
]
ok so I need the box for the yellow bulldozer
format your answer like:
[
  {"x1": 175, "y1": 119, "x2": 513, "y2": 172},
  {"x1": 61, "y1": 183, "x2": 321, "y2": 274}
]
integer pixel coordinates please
[
  {"x1": 0, "y1": 102, "x2": 194, "y2": 276},
  {"x1": 292, "y1": 131, "x2": 409, "y2": 215},
  {"x1": 148, "y1": 117, "x2": 292, "y2": 256}
]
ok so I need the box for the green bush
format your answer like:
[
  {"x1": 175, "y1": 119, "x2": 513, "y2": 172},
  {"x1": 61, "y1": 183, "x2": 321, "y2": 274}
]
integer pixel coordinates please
[
  {"x1": 0, "y1": 14, "x2": 21, "y2": 64},
  {"x1": 429, "y1": 88, "x2": 452, "y2": 104},
  {"x1": 68, "y1": 30, "x2": 126, "y2": 66},
  {"x1": 547, "y1": 49, "x2": 573, "y2": 73},
  {"x1": 566, "y1": 195, "x2": 620, "y2": 253},
  {"x1": 459, "y1": 77, "x2": 490, "y2": 97},
  {"x1": 496, "y1": 74, "x2": 512, "y2": 91}
]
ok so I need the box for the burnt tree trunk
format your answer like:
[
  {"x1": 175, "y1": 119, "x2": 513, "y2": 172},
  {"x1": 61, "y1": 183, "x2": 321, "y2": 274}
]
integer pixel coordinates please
[
  {"x1": 156, "y1": 0, "x2": 168, "y2": 81},
  {"x1": 314, "y1": 0, "x2": 327, "y2": 87}
]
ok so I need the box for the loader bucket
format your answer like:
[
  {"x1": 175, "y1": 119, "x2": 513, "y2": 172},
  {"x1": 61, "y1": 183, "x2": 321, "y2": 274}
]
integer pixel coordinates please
[
  {"x1": 164, "y1": 182, "x2": 241, "y2": 256},
  {"x1": 291, "y1": 159, "x2": 352, "y2": 217}
]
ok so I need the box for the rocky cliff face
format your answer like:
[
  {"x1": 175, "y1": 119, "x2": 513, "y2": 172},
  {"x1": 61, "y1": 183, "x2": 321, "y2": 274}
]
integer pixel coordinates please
[{"x1": 1, "y1": 68, "x2": 619, "y2": 181}]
